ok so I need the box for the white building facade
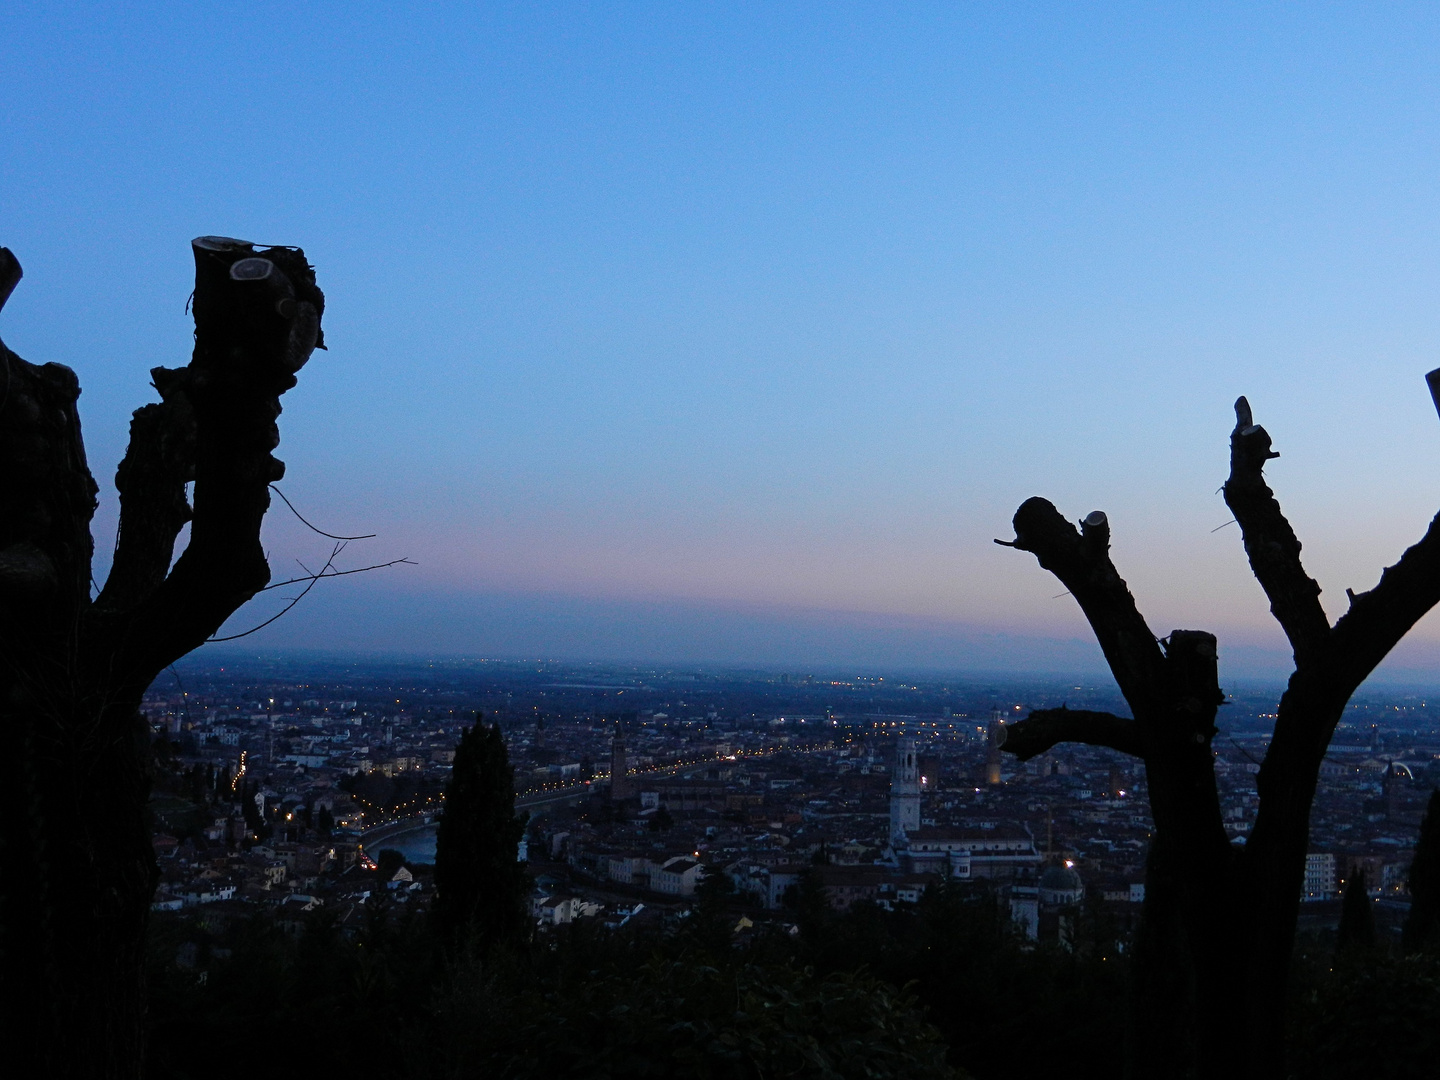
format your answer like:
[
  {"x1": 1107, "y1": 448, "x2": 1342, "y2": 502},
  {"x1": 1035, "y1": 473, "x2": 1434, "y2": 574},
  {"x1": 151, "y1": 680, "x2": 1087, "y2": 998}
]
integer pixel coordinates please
[
  {"x1": 889, "y1": 737, "x2": 922, "y2": 843},
  {"x1": 1303, "y1": 852, "x2": 1336, "y2": 899}
]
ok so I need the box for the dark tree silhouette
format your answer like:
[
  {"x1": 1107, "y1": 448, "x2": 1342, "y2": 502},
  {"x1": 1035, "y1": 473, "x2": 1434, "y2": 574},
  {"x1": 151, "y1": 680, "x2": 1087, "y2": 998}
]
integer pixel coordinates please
[
  {"x1": 376, "y1": 848, "x2": 407, "y2": 882},
  {"x1": 783, "y1": 866, "x2": 831, "y2": 939},
  {"x1": 997, "y1": 392, "x2": 1440, "y2": 1079},
  {"x1": 432, "y1": 715, "x2": 531, "y2": 950},
  {"x1": 1336, "y1": 866, "x2": 1376, "y2": 953},
  {"x1": 1404, "y1": 788, "x2": 1440, "y2": 951},
  {"x1": 0, "y1": 238, "x2": 324, "y2": 1078}
]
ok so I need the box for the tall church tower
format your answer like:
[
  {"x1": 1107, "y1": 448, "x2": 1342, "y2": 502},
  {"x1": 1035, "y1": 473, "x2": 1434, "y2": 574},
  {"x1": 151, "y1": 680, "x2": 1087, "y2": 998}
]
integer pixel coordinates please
[
  {"x1": 986, "y1": 708, "x2": 1006, "y2": 785},
  {"x1": 890, "y1": 736, "x2": 921, "y2": 843},
  {"x1": 609, "y1": 728, "x2": 632, "y2": 800}
]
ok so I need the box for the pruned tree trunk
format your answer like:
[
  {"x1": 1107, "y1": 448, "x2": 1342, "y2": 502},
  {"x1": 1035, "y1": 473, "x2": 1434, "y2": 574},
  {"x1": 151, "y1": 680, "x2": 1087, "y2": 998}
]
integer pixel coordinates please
[
  {"x1": 997, "y1": 394, "x2": 1440, "y2": 1079},
  {"x1": 0, "y1": 238, "x2": 325, "y2": 1077}
]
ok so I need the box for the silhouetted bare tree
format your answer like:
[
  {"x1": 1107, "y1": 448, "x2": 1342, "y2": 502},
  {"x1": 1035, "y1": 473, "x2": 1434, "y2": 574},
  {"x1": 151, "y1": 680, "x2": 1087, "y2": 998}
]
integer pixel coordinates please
[
  {"x1": 0, "y1": 238, "x2": 324, "y2": 1078},
  {"x1": 996, "y1": 391, "x2": 1440, "y2": 1079}
]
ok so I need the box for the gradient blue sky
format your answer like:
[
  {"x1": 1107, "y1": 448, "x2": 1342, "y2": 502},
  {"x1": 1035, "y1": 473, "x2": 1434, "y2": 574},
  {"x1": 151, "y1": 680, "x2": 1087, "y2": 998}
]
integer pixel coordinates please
[{"x1": 6, "y1": 3, "x2": 1440, "y2": 677}]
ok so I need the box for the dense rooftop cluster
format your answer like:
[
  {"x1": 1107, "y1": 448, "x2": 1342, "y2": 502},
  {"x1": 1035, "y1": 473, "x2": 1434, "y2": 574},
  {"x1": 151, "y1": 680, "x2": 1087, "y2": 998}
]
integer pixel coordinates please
[{"x1": 144, "y1": 658, "x2": 1440, "y2": 943}]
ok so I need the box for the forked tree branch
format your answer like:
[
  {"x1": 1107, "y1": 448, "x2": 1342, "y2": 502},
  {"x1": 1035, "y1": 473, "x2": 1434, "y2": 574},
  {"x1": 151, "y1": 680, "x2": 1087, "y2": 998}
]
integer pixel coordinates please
[
  {"x1": 1222, "y1": 397, "x2": 1330, "y2": 664},
  {"x1": 0, "y1": 247, "x2": 20, "y2": 315},
  {"x1": 1327, "y1": 509, "x2": 1440, "y2": 696},
  {"x1": 94, "y1": 396, "x2": 194, "y2": 613},
  {"x1": 0, "y1": 347, "x2": 96, "y2": 628},
  {"x1": 1001, "y1": 498, "x2": 1168, "y2": 719},
  {"x1": 1001, "y1": 707, "x2": 1145, "y2": 761},
  {"x1": 1223, "y1": 390, "x2": 1440, "y2": 736},
  {"x1": 101, "y1": 237, "x2": 326, "y2": 683}
]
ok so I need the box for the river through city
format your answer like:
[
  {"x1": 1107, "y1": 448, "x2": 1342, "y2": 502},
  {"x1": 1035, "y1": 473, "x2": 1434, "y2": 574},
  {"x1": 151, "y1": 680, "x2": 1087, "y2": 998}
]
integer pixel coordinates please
[{"x1": 371, "y1": 824, "x2": 437, "y2": 864}]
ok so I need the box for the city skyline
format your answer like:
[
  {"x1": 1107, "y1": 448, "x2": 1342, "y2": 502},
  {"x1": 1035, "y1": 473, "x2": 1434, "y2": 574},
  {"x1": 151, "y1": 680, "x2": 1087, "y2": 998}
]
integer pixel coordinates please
[{"x1": 8, "y1": 5, "x2": 1440, "y2": 677}]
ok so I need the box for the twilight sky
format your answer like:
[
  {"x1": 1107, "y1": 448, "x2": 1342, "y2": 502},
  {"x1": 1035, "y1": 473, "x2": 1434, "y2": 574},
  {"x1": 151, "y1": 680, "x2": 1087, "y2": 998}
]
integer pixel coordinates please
[{"x1": 7, "y1": 3, "x2": 1440, "y2": 679}]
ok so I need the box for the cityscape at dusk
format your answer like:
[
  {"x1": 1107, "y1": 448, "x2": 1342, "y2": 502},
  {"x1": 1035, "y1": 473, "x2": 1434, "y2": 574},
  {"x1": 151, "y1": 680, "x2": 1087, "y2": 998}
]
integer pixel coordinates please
[{"x1": 6, "y1": 5, "x2": 1440, "y2": 1078}]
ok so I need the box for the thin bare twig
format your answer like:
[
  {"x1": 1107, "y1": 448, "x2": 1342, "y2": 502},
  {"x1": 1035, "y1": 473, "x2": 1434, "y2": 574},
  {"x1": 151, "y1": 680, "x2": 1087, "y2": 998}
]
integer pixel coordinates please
[
  {"x1": 206, "y1": 543, "x2": 344, "y2": 642},
  {"x1": 268, "y1": 485, "x2": 376, "y2": 541},
  {"x1": 1229, "y1": 737, "x2": 1262, "y2": 768},
  {"x1": 168, "y1": 664, "x2": 192, "y2": 727},
  {"x1": 261, "y1": 557, "x2": 415, "y2": 591}
]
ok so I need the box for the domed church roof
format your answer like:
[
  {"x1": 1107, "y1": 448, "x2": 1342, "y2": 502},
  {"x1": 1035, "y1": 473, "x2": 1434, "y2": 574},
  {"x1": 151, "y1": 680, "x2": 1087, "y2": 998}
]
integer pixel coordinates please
[{"x1": 1038, "y1": 863, "x2": 1084, "y2": 904}]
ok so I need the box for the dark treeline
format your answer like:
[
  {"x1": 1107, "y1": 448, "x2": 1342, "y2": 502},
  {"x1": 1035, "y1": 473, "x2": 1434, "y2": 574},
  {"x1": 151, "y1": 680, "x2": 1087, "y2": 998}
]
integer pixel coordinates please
[
  {"x1": 140, "y1": 722, "x2": 1440, "y2": 1080},
  {"x1": 143, "y1": 870, "x2": 1440, "y2": 1080},
  {"x1": 143, "y1": 876, "x2": 1087, "y2": 1080}
]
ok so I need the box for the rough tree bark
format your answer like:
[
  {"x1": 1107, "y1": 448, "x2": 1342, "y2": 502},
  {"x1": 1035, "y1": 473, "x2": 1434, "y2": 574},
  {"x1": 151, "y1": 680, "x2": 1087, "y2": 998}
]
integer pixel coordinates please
[
  {"x1": 996, "y1": 393, "x2": 1440, "y2": 1079},
  {"x1": 0, "y1": 238, "x2": 324, "y2": 1078}
]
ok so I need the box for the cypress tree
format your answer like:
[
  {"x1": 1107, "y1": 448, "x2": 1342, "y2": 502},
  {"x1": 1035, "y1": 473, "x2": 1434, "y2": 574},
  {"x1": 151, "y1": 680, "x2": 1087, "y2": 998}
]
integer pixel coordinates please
[
  {"x1": 1336, "y1": 866, "x2": 1375, "y2": 952},
  {"x1": 1403, "y1": 788, "x2": 1440, "y2": 951},
  {"x1": 241, "y1": 779, "x2": 263, "y2": 832},
  {"x1": 433, "y1": 714, "x2": 531, "y2": 950},
  {"x1": 784, "y1": 866, "x2": 831, "y2": 940}
]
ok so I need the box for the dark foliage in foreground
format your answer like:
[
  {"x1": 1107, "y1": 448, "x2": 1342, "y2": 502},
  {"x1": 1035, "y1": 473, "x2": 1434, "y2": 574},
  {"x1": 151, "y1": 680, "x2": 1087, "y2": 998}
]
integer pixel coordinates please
[
  {"x1": 494, "y1": 950, "x2": 957, "y2": 1079},
  {"x1": 146, "y1": 904, "x2": 960, "y2": 1079},
  {"x1": 783, "y1": 874, "x2": 1131, "y2": 1078},
  {"x1": 145, "y1": 874, "x2": 1440, "y2": 1080},
  {"x1": 1289, "y1": 947, "x2": 1440, "y2": 1080},
  {"x1": 1335, "y1": 868, "x2": 1376, "y2": 954},
  {"x1": 146, "y1": 879, "x2": 1133, "y2": 1080}
]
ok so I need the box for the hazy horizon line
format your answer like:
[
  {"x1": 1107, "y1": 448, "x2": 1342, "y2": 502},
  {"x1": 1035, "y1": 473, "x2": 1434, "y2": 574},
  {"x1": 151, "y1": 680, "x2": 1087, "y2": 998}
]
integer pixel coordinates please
[{"x1": 175, "y1": 644, "x2": 1440, "y2": 698}]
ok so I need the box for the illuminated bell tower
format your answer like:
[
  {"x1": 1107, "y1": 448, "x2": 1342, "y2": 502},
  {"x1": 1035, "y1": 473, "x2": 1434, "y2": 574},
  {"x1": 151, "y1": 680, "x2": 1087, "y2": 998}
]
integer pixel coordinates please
[
  {"x1": 986, "y1": 708, "x2": 1005, "y2": 785},
  {"x1": 890, "y1": 736, "x2": 921, "y2": 842},
  {"x1": 609, "y1": 728, "x2": 632, "y2": 800}
]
